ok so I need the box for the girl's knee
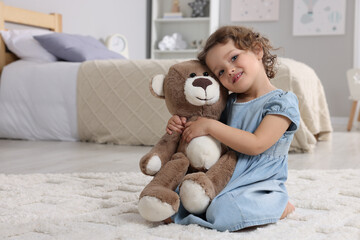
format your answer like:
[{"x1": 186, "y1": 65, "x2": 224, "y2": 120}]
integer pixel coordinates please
[{"x1": 206, "y1": 194, "x2": 241, "y2": 231}]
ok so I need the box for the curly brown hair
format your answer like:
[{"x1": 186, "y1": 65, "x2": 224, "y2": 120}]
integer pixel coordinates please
[{"x1": 198, "y1": 25, "x2": 278, "y2": 79}]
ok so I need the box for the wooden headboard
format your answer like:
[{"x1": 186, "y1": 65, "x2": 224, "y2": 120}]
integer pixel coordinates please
[{"x1": 0, "y1": 2, "x2": 62, "y2": 72}]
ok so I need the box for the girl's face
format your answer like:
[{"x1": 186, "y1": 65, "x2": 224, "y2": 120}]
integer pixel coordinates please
[{"x1": 205, "y1": 39, "x2": 266, "y2": 95}]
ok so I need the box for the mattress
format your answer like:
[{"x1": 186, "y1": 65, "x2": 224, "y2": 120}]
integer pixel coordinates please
[{"x1": 0, "y1": 60, "x2": 80, "y2": 141}]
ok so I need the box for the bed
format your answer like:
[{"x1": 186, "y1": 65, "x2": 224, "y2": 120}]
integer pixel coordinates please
[{"x1": 0, "y1": 3, "x2": 333, "y2": 153}]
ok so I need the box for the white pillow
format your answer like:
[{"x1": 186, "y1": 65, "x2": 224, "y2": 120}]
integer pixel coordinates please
[{"x1": 0, "y1": 29, "x2": 57, "y2": 62}]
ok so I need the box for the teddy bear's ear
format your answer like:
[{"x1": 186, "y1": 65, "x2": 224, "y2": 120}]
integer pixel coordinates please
[{"x1": 150, "y1": 74, "x2": 165, "y2": 99}]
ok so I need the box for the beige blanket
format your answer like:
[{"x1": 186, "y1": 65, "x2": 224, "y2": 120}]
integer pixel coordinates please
[
  {"x1": 272, "y1": 58, "x2": 333, "y2": 152},
  {"x1": 77, "y1": 58, "x2": 332, "y2": 152},
  {"x1": 77, "y1": 59, "x2": 181, "y2": 145}
]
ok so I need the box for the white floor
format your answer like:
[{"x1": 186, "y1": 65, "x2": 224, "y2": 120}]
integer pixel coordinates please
[{"x1": 0, "y1": 126, "x2": 359, "y2": 174}]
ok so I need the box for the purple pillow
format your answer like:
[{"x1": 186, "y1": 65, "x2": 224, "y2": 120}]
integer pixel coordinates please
[{"x1": 34, "y1": 33, "x2": 125, "y2": 62}]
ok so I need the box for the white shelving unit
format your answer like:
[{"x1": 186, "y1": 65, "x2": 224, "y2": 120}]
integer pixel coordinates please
[{"x1": 151, "y1": 0, "x2": 219, "y2": 59}]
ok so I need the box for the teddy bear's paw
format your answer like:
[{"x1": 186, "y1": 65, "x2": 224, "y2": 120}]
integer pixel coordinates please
[
  {"x1": 144, "y1": 155, "x2": 162, "y2": 175},
  {"x1": 138, "y1": 196, "x2": 176, "y2": 222},
  {"x1": 180, "y1": 179, "x2": 212, "y2": 215}
]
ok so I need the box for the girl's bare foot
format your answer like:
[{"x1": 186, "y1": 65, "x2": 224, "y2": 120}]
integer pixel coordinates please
[{"x1": 280, "y1": 202, "x2": 295, "y2": 219}]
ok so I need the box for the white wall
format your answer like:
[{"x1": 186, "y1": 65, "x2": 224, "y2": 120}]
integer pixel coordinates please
[
  {"x1": 354, "y1": 0, "x2": 360, "y2": 68},
  {"x1": 3, "y1": 0, "x2": 356, "y2": 117},
  {"x1": 3, "y1": 0, "x2": 148, "y2": 59},
  {"x1": 219, "y1": 0, "x2": 355, "y2": 118}
]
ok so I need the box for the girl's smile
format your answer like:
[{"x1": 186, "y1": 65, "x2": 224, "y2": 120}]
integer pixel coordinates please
[{"x1": 232, "y1": 71, "x2": 243, "y2": 84}]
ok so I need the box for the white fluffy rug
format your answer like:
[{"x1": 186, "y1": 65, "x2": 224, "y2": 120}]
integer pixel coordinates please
[{"x1": 1, "y1": 170, "x2": 360, "y2": 240}]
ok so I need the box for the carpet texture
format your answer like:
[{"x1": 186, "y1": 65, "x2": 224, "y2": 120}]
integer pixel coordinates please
[{"x1": 0, "y1": 170, "x2": 359, "y2": 240}]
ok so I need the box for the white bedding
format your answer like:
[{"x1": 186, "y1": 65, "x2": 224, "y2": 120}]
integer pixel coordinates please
[{"x1": 0, "y1": 60, "x2": 80, "y2": 141}]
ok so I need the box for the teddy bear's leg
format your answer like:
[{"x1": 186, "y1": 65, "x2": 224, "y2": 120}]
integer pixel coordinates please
[
  {"x1": 179, "y1": 151, "x2": 237, "y2": 214},
  {"x1": 139, "y1": 132, "x2": 181, "y2": 176},
  {"x1": 138, "y1": 152, "x2": 189, "y2": 222}
]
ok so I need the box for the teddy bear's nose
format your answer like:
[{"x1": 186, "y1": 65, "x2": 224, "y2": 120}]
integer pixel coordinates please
[{"x1": 192, "y1": 78, "x2": 212, "y2": 90}]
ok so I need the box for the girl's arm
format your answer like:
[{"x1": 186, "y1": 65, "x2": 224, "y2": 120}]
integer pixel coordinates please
[{"x1": 182, "y1": 115, "x2": 291, "y2": 156}]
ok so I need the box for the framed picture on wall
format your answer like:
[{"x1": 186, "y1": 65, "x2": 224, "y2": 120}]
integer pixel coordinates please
[
  {"x1": 230, "y1": 0, "x2": 279, "y2": 22},
  {"x1": 293, "y1": 0, "x2": 346, "y2": 36}
]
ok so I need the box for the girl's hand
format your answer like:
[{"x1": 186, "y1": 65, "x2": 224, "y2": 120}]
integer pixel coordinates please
[
  {"x1": 182, "y1": 117, "x2": 212, "y2": 142},
  {"x1": 166, "y1": 115, "x2": 187, "y2": 134}
]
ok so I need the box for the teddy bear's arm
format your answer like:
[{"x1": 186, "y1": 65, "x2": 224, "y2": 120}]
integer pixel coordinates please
[{"x1": 139, "y1": 132, "x2": 181, "y2": 176}]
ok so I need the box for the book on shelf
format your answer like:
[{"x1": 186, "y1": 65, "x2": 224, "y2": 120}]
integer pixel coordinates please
[{"x1": 163, "y1": 12, "x2": 183, "y2": 19}]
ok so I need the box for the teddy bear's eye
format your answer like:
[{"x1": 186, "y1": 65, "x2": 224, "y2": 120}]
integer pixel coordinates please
[
  {"x1": 203, "y1": 72, "x2": 209, "y2": 76},
  {"x1": 190, "y1": 73, "x2": 196, "y2": 78}
]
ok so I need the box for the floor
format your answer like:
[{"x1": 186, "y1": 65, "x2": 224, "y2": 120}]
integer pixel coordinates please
[{"x1": 0, "y1": 125, "x2": 359, "y2": 174}]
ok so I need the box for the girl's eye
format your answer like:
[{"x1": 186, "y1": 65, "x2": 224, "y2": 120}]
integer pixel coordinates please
[
  {"x1": 231, "y1": 55, "x2": 238, "y2": 62},
  {"x1": 203, "y1": 72, "x2": 209, "y2": 76},
  {"x1": 190, "y1": 73, "x2": 196, "y2": 77},
  {"x1": 219, "y1": 70, "x2": 224, "y2": 77}
]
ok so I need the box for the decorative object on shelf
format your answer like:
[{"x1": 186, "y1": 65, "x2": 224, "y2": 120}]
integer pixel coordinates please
[
  {"x1": 158, "y1": 33, "x2": 187, "y2": 51},
  {"x1": 163, "y1": 12, "x2": 183, "y2": 19},
  {"x1": 105, "y1": 33, "x2": 129, "y2": 59},
  {"x1": 163, "y1": 0, "x2": 183, "y2": 19},
  {"x1": 190, "y1": 40, "x2": 197, "y2": 49},
  {"x1": 190, "y1": 39, "x2": 206, "y2": 49},
  {"x1": 188, "y1": 0, "x2": 209, "y2": 17},
  {"x1": 172, "y1": 0, "x2": 180, "y2": 12},
  {"x1": 150, "y1": 0, "x2": 219, "y2": 59}
]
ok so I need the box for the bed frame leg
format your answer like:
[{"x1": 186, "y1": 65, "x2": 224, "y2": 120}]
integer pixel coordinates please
[{"x1": 347, "y1": 101, "x2": 358, "y2": 131}]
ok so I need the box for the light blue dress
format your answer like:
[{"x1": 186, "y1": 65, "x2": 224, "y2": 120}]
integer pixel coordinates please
[{"x1": 172, "y1": 89, "x2": 300, "y2": 232}]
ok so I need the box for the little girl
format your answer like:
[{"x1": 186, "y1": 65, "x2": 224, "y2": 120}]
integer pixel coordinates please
[{"x1": 166, "y1": 25, "x2": 300, "y2": 231}]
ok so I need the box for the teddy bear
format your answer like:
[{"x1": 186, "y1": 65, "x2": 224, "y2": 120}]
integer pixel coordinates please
[{"x1": 138, "y1": 60, "x2": 237, "y2": 222}]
